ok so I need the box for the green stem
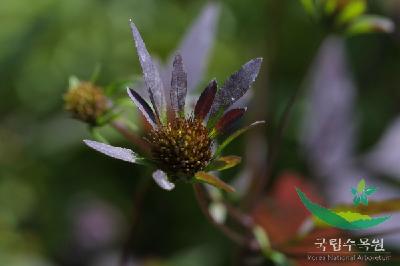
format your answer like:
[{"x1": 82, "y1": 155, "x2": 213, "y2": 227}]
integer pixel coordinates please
[
  {"x1": 89, "y1": 126, "x2": 109, "y2": 144},
  {"x1": 193, "y1": 183, "x2": 252, "y2": 247}
]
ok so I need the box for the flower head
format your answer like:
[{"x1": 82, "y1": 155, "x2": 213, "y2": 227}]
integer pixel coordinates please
[
  {"x1": 64, "y1": 80, "x2": 110, "y2": 125},
  {"x1": 83, "y1": 21, "x2": 264, "y2": 192}
]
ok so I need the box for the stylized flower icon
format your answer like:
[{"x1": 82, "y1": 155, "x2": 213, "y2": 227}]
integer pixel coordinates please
[
  {"x1": 83, "y1": 21, "x2": 264, "y2": 192},
  {"x1": 351, "y1": 178, "x2": 377, "y2": 206}
]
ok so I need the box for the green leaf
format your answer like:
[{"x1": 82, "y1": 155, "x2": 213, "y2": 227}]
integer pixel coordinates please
[
  {"x1": 194, "y1": 171, "x2": 235, "y2": 193},
  {"x1": 357, "y1": 178, "x2": 366, "y2": 193},
  {"x1": 214, "y1": 121, "x2": 265, "y2": 158},
  {"x1": 205, "y1": 156, "x2": 242, "y2": 171},
  {"x1": 337, "y1": 0, "x2": 366, "y2": 25},
  {"x1": 346, "y1": 15, "x2": 395, "y2": 35},
  {"x1": 351, "y1": 187, "x2": 357, "y2": 195}
]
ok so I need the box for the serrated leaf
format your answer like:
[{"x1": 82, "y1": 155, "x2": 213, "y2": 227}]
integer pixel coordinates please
[
  {"x1": 152, "y1": 169, "x2": 175, "y2": 191},
  {"x1": 346, "y1": 15, "x2": 395, "y2": 35},
  {"x1": 130, "y1": 20, "x2": 165, "y2": 119},
  {"x1": 170, "y1": 54, "x2": 187, "y2": 116},
  {"x1": 214, "y1": 121, "x2": 265, "y2": 158},
  {"x1": 365, "y1": 187, "x2": 377, "y2": 196},
  {"x1": 357, "y1": 178, "x2": 366, "y2": 193},
  {"x1": 83, "y1": 140, "x2": 139, "y2": 163},
  {"x1": 213, "y1": 108, "x2": 247, "y2": 137},
  {"x1": 208, "y1": 58, "x2": 262, "y2": 125},
  {"x1": 194, "y1": 80, "x2": 217, "y2": 121},
  {"x1": 127, "y1": 88, "x2": 157, "y2": 129},
  {"x1": 206, "y1": 156, "x2": 242, "y2": 171},
  {"x1": 194, "y1": 171, "x2": 235, "y2": 193}
]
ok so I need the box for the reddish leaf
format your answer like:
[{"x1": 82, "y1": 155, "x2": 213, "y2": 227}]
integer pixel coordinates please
[
  {"x1": 206, "y1": 155, "x2": 242, "y2": 171},
  {"x1": 194, "y1": 80, "x2": 217, "y2": 120},
  {"x1": 194, "y1": 171, "x2": 235, "y2": 193},
  {"x1": 215, "y1": 108, "x2": 246, "y2": 134}
]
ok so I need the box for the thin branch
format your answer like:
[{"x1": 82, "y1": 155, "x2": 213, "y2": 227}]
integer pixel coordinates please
[
  {"x1": 119, "y1": 177, "x2": 152, "y2": 266},
  {"x1": 223, "y1": 200, "x2": 255, "y2": 229},
  {"x1": 254, "y1": 84, "x2": 300, "y2": 194},
  {"x1": 111, "y1": 120, "x2": 150, "y2": 156},
  {"x1": 193, "y1": 183, "x2": 254, "y2": 248}
]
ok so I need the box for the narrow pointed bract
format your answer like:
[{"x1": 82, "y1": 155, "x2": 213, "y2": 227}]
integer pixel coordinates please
[
  {"x1": 170, "y1": 54, "x2": 187, "y2": 115},
  {"x1": 194, "y1": 171, "x2": 235, "y2": 193},
  {"x1": 194, "y1": 80, "x2": 217, "y2": 121},
  {"x1": 127, "y1": 88, "x2": 157, "y2": 129},
  {"x1": 130, "y1": 20, "x2": 164, "y2": 119},
  {"x1": 209, "y1": 58, "x2": 262, "y2": 120},
  {"x1": 214, "y1": 121, "x2": 265, "y2": 158},
  {"x1": 83, "y1": 140, "x2": 139, "y2": 163},
  {"x1": 215, "y1": 108, "x2": 247, "y2": 134},
  {"x1": 152, "y1": 170, "x2": 175, "y2": 190},
  {"x1": 206, "y1": 156, "x2": 242, "y2": 171}
]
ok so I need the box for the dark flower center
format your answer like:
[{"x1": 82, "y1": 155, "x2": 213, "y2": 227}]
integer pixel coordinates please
[{"x1": 146, "y1": 117, "x2": 212, "y2": 180}]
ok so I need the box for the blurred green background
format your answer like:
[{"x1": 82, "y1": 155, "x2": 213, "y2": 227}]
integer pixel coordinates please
[{"x1": 1, "y1": 0, "x2": 399, "y2": 265}]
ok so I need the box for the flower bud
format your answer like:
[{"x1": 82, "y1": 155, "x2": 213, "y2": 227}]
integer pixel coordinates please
[{"x1": 64, "y1": 81, "x2": 109, "y2": 125}]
